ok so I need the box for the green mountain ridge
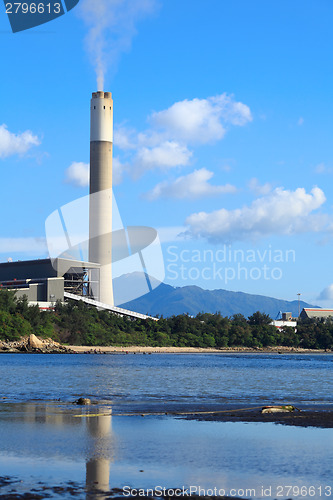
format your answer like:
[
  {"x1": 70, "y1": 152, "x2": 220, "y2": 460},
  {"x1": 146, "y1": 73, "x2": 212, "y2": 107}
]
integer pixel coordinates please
[{"x1": 116, "y1": 275, "x2": 316, "y2": 318}]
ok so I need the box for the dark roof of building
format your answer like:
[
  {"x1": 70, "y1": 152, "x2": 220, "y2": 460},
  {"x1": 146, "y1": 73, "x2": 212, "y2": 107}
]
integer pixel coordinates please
[{"x1": 0, "y1": 258, "x2": 100, "y2": 282}]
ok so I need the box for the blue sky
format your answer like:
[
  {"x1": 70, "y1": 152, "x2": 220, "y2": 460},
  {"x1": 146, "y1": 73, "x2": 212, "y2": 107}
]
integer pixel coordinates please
[{"x1": 1, "y1": 0, "x2": 333, "y2": 306}]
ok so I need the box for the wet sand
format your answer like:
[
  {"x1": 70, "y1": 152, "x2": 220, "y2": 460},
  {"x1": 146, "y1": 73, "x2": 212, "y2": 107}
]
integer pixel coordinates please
[
  {"x1": 0, "y1": 477, "x2": 246, "y2": 500},
  {"x1": 109, "y1": 402, "x2": 333, "y2": 429},
  {"x1": 182, "y1": 406, "x2": 333, "y2": 428}
]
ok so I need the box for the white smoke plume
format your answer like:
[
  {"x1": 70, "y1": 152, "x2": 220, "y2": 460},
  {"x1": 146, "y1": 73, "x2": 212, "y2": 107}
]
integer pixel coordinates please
[{"x1": 78, "y1": 0, "x2": 158, "y2": 90}]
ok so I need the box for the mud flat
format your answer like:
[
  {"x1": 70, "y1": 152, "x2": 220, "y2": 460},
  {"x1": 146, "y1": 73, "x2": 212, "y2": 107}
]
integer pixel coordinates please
[
  {"x1": 0, "y1": 477, "x2": 246, "y2": 500},
  {"x1": 182, "y1": 405, "x2": 333, "y2": 428}
]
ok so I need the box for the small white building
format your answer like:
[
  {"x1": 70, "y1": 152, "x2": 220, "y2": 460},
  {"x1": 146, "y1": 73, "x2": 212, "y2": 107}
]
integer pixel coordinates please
[{"x1": 271, "y1": 312, "x2": 297, "y2": 330}]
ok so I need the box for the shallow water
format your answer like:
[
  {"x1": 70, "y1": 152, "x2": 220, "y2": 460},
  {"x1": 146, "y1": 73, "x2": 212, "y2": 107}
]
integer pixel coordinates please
[
  {"x1": 0, "y1": 406, "x2": 332, "y2": 499},
  {"x1": 0, "y1": 352, "x2": 332, "y2": 407},
  {"x1": 0, "y1": 353, "x2": 332, "y2": 499}
]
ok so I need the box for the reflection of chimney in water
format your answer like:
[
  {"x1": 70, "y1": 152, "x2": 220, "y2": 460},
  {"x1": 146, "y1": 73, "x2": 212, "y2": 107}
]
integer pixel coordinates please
[
  {"x1": 86, "y1": 458, "x2": 110, "y2": 498},
  {"x1": 86, "y1": 415, "x2": 112, "y2": 499}
]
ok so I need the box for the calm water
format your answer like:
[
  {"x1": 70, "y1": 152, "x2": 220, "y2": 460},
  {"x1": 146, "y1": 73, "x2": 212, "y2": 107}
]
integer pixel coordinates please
[
  {"x1": 0, "y1": 352, "x2": 332, "y2": 407},
  {"x1": 0, "y1": 353, "x2": 332, "y2": 499}
]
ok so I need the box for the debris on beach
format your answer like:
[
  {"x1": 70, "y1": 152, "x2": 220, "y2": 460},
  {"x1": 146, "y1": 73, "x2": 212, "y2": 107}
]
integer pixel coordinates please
[
  {"x1": 261, "y1": 405, "x2": 300, "y2": 413},
  {"x1": 75, "y1": 397, "x2": 92, "y2": 405}
]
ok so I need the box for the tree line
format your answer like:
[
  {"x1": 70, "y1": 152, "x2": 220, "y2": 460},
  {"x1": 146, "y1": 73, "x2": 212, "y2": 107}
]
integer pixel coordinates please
[{"x1": 0, "y1": 289, "x2": 332, "y2": 349}]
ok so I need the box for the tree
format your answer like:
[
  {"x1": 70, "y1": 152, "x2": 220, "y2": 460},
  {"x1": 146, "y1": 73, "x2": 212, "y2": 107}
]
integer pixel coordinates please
[
  {"x1": 230, "y1": 313, "x2": 247, "y2": 325},
  {"x1": 0, "y1": 289, "x2": 17, "y2": 314},
  {"x1": 248, "y1": 311, "x2": 272, "y2": 325}
]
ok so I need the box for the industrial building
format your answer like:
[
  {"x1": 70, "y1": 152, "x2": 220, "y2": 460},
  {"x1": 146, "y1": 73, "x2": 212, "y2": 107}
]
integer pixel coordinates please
[
  {"x1": 0, "y1": 90, "x2": 158, "y2": 321},
  {"x1": 300, "y1": 308, "x2": 333, "y2": 320},
  {"x1": 0, "y1": 258, "x2": 97, "y2": 306},
  {"x1": 271, "y1": 312, "x2": 297, "y2": 330},
  {"x1": 0, "y1": 257, "x2": 156, "y2": 320}
]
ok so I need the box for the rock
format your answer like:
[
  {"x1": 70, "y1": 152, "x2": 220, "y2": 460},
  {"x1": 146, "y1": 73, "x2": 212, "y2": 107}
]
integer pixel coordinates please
[
  {"x1": 261, "y1": 405, "x2": 299, "y2": 414},
  {"x1": 0, "y1": 336, "x2": 73, "y2": 354},
  {"x1": 28, "y1": 334, "x2": 44, "y2": 350},
  {"x1": 76, "y1": 397, "x2": 91, "y2": 405},
  {"x1": 1, "y1": 346, "x2": 20, "y2": 353}
]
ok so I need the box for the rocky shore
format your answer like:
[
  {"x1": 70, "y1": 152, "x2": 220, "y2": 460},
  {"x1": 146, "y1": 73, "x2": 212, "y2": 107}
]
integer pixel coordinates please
[{"x1": 0, "y1": 334, "x2": 73, "y2": 354}]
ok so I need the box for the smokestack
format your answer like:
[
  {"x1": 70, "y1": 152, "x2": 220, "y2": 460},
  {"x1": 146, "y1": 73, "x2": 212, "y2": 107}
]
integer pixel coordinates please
[{"x1": 89, "y1": 91, "x2": 114, "y2": 306}]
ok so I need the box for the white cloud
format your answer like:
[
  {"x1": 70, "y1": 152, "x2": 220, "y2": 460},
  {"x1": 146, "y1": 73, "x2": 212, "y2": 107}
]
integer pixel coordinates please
[
  {"x1": 315, "y1": 163, "x2": 326, "y2": 174},
  {"x1": 157, "y1": 226, "x2": 187, "y2": 243},
  {"x1": 113, "y1": 157, "x2": 124, "y2": 185},
  {"x1": 185, "y1": 186, "x2": 327, "y2": 243},
  {"x1": 113, "y1": 93, "x2": 252, "y2": 177},
  {"x1": 0, "y1": 124, "x2": 40, "y2": 159},
  {"x1": 298, "y1": 117, "x2": 304, "y2": 126},
  {"x1": 114, "y1": 126, "x2": 137, "y2": 150},
  {"x1": 151, "y1": 93, "x2": 252, "y2": 144},
  {"x1": 318, "y1": 284, "x2": 333, "y2": 301},
  {"x1": 0, "y1": 237, "x2": 47, "y2": 255},
  {"x1": 248, "y1": 177, "x2": 272, "y2": 196},
  {"x1": 134, "y1": 141, "x2": 192, "y2": 173},
  {"x1": 221, "y1": 163, "x2": 232, "y2": 173},
  {"x1": 114, "y1": 126, "x2": 193, "y2": 176},
  {"x1": 147, "y1": 168, "x2": 237, "y2": 200},
  {"x1": 314, "y1": 163, "x2": 333, "y2": 174},
  {"x1": 65, "y1": 162, "x2": 90, "y2": 187}
]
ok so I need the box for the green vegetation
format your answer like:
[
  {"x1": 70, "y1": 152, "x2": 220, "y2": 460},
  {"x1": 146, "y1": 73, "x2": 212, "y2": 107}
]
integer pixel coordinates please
[{"x1": 0, "y1": 290, "x2": 332, "y2": 349}]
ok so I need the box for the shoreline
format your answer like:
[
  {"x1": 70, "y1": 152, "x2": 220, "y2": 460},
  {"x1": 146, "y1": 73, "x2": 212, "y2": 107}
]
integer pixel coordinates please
[
  {"x1": 1, "y1": 335, "x2": 332, "y2": 354},
  {"x1": 66, "y1": 345, "x2": 332, "y2": 354}
]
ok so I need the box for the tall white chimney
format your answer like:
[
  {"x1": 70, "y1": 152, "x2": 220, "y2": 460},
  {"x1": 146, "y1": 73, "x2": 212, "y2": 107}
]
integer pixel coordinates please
[{"x1": 89, "y1": 91, "x2": 114, "y2": 306}]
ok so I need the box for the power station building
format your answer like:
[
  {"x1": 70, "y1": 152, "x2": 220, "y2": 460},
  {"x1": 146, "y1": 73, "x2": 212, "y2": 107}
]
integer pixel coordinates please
[
  {"x1": 300, "y1": 308, "x2": 333, "y2": 320},
  {"x1": 0, "y1": 255, "x2": 155, "y2": 320},
  {"x1": 0, "y1": 258, "x2": 99, "y2": 307},
  {"x1": 0, "y1": 91, "x2": 157, "y2": 321}
]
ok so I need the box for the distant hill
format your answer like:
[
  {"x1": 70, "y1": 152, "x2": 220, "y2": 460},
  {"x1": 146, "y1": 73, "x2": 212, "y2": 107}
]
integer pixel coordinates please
[{"x1": 114, "y1": 273, "x2": 316, "y2": 318}]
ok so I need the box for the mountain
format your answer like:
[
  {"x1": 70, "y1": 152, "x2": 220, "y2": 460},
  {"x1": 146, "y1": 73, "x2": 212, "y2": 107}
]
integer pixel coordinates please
[{"x1": 115, "y1": 273, "x2": 316, "y2": 318}]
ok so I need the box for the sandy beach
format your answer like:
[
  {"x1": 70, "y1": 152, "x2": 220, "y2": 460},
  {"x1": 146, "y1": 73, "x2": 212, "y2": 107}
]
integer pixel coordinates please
[
  {"x1": 1, "y1": 336, "x2": 331, "y2": 354},
  {"x1": 66, "y1": 345, "x2": 331, "y2": 354}
]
